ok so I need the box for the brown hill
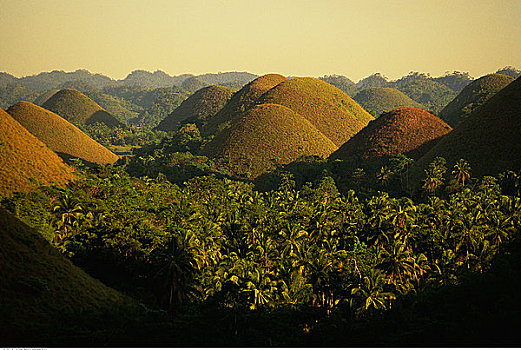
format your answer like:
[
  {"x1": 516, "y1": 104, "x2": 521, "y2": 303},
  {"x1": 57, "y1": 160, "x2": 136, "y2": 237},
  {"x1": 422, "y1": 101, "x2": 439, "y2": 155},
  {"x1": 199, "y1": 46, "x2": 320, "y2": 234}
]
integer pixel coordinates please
[
  {"x1": 200, "y1": 103, "x2": 337, "y2": 178},
  {"x1": 7, "y1": 102, "x2": 119, "y2": 165},
  {"x1": 439, "y1": 73, "x2": 514, "y2": 127},
  {"x1": 201, "y1": 74, "x2": 288, "y2": 136},
  {"x1": 0, "y1": 108, "x2": 75, "y2": 197},
  {"x1": 0, "y1": 208, "x2": 138, "y2": 344},
  {"x1": 156, "y1": 85, "x2": 234, "y2": 131},
  {"x1": 42, "y1": 89, "x2": 123, "y2": 127},
  {"x1": 412, "y1": 76, "x2": 521, "y2": 183},
  {"x1": 256, "y1": 77, "x2": 374, "y2": 146},
  {"x1": 330, "y1": 107, "x2": 452, "y2": 162}
]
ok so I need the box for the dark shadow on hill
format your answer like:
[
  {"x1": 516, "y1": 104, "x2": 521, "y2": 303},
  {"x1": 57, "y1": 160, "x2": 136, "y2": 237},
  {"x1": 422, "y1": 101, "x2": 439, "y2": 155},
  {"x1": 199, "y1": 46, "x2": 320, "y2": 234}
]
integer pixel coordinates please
[
  {"x1": 86, "y1": 110, "x2": 124, "y2": 128},
  {"x1": 55, "y1": 152, "x2": 98, "y2": 168}
]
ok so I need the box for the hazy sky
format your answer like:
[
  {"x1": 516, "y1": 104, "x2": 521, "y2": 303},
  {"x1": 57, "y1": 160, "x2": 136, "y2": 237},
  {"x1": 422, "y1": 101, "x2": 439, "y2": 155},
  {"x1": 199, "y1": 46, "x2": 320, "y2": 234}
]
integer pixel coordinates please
[{"x1": 1, "y1": 0, "x2": 520, "y2": 81}]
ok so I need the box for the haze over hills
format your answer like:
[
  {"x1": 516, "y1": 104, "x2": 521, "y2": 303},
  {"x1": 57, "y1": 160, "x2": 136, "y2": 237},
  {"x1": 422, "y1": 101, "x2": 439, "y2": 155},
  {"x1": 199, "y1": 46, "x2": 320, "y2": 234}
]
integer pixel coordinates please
[
  {"x1": 42, "y1": 89, "x2": 124, "y2": 128},
  {"x1": 353, "y1": 87, "x2": 425, "y2": 117},
  {"x1": 156, "y1": 85, "x2": 234, "y2": 131},
  {"x1": 0, "y1": 108, "x2": 74, "y2": 197},
  {"x1": 200, "y1": 103, "x2": 337, "y2": 178},
  {"x1": 318, "y1": 75, "x2": 357, "y2": 96},
  {"x1": 330, "y1": 107, "x2": 452, "y2": 162},
  {"x1": 412, "y1": 75, "x2": 521, "y2": 181},
  {"x1": 7, "y1": 102, "x2": 119, "y2": 165},
  {"x1": 439, "y1": 73, "x2": 515, "y2": 127}
]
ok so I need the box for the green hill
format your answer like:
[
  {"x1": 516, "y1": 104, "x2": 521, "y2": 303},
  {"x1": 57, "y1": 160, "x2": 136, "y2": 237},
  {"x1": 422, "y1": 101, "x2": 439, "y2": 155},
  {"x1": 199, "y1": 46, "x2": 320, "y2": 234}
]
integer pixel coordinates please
[
  {"x1": 156, "y1": 85, "x2": 234, "y2": 131},
  {"x1": 42, "y1": 89, "x2": 123, "y2": 127},
  {"x1": 256, "y1": 77, "x2": 374, "y2": 146},
  {"x1": 330, "y1": 107, "x2": 452, "y2": 162},
  {"x1": 411, "y1": 76, "x2": 521, "y2": 183},
  {"x1": 354, "y1": 87, "x2": 425, "y2": 117},
  {"x1": 356, "y1": 73, "x2": 389, "y2": 90},
  {"x1": 200, "y1": 103, "x2": 337, "y2": 178},
  {"x1": 7, "y1": 102, "x2": 119, "y2": 165},
  {"x1": 319, "y1": 75, "x2": 357, "y2": 96},
  {"x1": 0, "y1": 108, "x2": 75, "y2": 197},
  {"x1": 33, "y1": 89, "x2": 60, "y2": 105},
  {"x1": 439, "y1": 74, "x2": 514, "y2": 127}
]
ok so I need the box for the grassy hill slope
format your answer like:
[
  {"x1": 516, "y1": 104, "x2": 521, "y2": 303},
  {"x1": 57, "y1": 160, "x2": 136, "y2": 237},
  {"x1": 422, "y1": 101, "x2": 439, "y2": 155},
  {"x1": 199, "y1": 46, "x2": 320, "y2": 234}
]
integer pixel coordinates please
[
  {"x1": 354, "y1": 87, "x2": 425, "y2": 117},
  {"x1": 7, "y1": 102, "x2": 119, "y2": 165}
]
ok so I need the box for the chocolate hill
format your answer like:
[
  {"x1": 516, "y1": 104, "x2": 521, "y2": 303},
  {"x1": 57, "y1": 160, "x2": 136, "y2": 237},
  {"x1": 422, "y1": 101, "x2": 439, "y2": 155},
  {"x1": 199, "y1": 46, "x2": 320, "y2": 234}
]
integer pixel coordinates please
[
  {"x1": 33, "y1": 88, "x2": 60, "y2": 105},
  {"x1": 256, "y1": 77, "x2": 374, "y2": 146},
  {"x1": 200, "y1": 103, "x2": 337, "y2": 178},
  {"x1": 0, "y1": 108, "x2": 75, "y2": 197},
  {"x1": 42, "y1": 89, "x2": 123, "y2": 127},
  {"x1": 156, "y1": 85, "x2": 234, "y2": 131},
  {"x1": 7, "y1": 102, "x2": 119, "y2": 165},
  {"x1": 0, "y1": 208, "x2": 138, "y2": 345},
  {"x1": 439, "y1": 73, "x2": 514, "y2": 127},
  {"x1": 201, "y1": 74, "x2": 288, "y2": 136},
  {"x1": 353, "y1": 87, "x2": 424, "y2": 117},
  {"x1": 412, "y1": 76, "x2": 521, "y2": 181},
  {"x1": 330, "y1": 107, "x2": 452, "y2": 162}
]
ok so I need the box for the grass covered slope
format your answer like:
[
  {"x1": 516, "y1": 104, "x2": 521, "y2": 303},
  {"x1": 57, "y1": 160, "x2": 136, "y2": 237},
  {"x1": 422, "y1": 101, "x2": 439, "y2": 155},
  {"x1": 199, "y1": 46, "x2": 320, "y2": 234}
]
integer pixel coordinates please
[
  {"x1": 201, "y1": 74, "x2": 288, "y2": 136},
  {"x1": 0, "y1": 208, "x2": 139, "y2": 345},
  {"x1": 256, "y1": 77, "x2": 374, "y2": 146},
  {"x1": 7, "y1": 102, "x2": 119, "y2": 165},
  {"x1": 156, "y1": 85, "x2": 234, "y2": 131},
  {"x1": 354, "y1": 87, "x2": 425, "y2": 117},
  {"x1": 330, "y1": 107, "x2": 452, "y2": 162},
  {"x1": 0, "y1": 108, "x2": 75, "y2": 197},
  {"x1": 42, "y1": 89, "x2": 123, "y2": 127},
  {"x1": 33, "y1": 88, "x2": 60, "y2": 105},
  {"x1": 439, "y1": 74, "x2": 515, "y2": 127},
  {"x1": 201, "y1": 103, "x2": 337, "y2": 178},
  {"x1": 413, "y1": 76, "x2": 521, "y2": 180}
]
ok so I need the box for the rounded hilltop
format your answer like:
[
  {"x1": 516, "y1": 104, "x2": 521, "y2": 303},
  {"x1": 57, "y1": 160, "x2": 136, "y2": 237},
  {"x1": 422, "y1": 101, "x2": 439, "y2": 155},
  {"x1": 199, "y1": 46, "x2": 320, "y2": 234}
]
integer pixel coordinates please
[
  {"x1": 42, "y1": 89, "x2": 123, "y2": 127},
  {"x1": 156, "y1": 85, "x2": 234, "y2": 131},
  {"x1": 256, "y1": 77, "x2": 374, "y2": 146},
  {"x1": 331, "y1": 107, "x2": 452, "y2": 162},
  {"x1": 200, "y1": 103, "x2": 337, "y2": 178},
  {"x1": 201, "y1": 73, "x2": 288, "y2": 136},
  {"x1": 0, "y1": 108, "x2": 75, "y2": 197},
  {"x1": 439, "y1": 73, "x2": 515, "y2": 127},
  {"x1": 7, "y1": 101, "x2": 119, "y2": 165},
  {"x1": 412, "y1": 76, "x2": 521, "y2": 180},
  {"x1": 353, "y1": 87, "x2": 425, "y2": 117}
]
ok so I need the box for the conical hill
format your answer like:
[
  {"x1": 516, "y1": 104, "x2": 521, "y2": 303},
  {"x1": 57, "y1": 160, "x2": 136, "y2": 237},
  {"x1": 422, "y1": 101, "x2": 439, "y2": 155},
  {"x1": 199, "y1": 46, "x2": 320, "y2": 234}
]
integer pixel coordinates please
[
  {"x1": 200, "y1": 103, "x2": 337, "y2": 178},
  {"x1": 0, "y1": 208, "x2": 138, "y2": 344},
  {"x1": 33, "y1": 89, "x2": 60, "y2": 106},
  {"x1": 330, "y1": 107, "x2": 452, "y2": 162},
  {"x1": 7, "y1": 102, "x2": 119, "y2": 165},
  {"x1": 439, "y1": 73, "x2": 514, "y2": 127},
  {"x1": 42, "y1": 89, "x2": 123, "y2": 127},
  {"x1": 256, "y1": 77, "x2": 374, "y2": 146},
  {"x1": 156, "y1": 85, "x2": 234, "y2": 131},
  {"x1": 201, "y1": 74, "x2": 288, "y2": 136},
  {"x1": 412, "y1": 76, "x2": 521, "y2": 181},
  {"x1": 0, "y1": 108, "x2": 75, "y2": 197},
  {"x1": 354, "y1": 87, "x2": 425, "y2": 117}
]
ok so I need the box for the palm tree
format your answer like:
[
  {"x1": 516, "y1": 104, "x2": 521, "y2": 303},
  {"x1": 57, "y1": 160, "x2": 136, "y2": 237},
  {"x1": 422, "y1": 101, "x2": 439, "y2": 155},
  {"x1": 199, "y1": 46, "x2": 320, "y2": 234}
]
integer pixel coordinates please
[
  {"x1": 452, "y1": 159, "x2": 472, "y2": 187},
  {"x1": 52, "y1": 193, "x2": 84, "y2": 241},
  {"x1": 377, "y1": 241, "x2": 416, "y2": 287},
  {"x1": 350, "y1": 268, "x2": 395, "y2": 314}
]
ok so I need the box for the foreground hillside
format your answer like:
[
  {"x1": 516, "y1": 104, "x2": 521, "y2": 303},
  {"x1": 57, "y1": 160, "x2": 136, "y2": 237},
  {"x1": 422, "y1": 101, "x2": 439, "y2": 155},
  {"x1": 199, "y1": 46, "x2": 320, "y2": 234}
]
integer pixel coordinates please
[
  {"x1": 439, "y1": 74, "x2": 514, "y2": 127},
  {"x1": 42, "y1": 89, "x2": 123, "y2": 127},
  {"x1": 354, "y1": 87, "x2": 425, "y2": 117},
  {"x1": 7, "y1": 102, "x2": 119, "y2": 165},
  {"x1": 331, "y1": 107, "x2": 452, "y2": 162},
  {"x1": 201, "y1": 103, "x2": 336, "y2": 177},
  {"x1": 412, "y1": 76, "x2": 521, "y2": 180},
  {"x1": 0, "y1": 108, "x2": 74, "y2": 197}
]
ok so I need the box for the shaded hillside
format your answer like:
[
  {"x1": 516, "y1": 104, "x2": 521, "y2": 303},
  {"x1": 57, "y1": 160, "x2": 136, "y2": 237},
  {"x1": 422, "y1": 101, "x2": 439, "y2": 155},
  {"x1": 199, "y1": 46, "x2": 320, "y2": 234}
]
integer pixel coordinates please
[
  {"x1": 181, "y1": 77, "x2": 209, "y2": 93},
  {"x1": 330, "y1": 107, "x2": 452, "y2": 162},
  {"x1": 439, "y1": 74, "x2": 514, "y2": 127},
  {"x1": 0, "y1": 108, "x2": 74, "y2": 197},
  {"x1": 433, "y1": 71, "x2": 473, "y2": 92},
  {"x1": 0, "y1": 72, "x2": 17, "y2": 86},
  {"x1": 33, "y1": 89, "x2": 60, "y2": 105},
  {"x1": 256, "y1": 77, "x2": 374, "y2": 146},
  {"x1": 319, "y1": 75, "x2": 357, "y2": 96},
  {"x1": 196, "y1": 72, "x2": 258, "y2": 85},
  {"x1": 7, "y1": 102, "x2": 119, "y2": 165},
  {"x1": 156, "y1": 85, "x2": 234, "y2": 131},
  {"x1": 0, "y1": 208, "x2": 139, "y2": 346},
  {"x1": 496, "y1": 66, "x2": 521, "y2": 79},
  {"x1": 18, "y1": 69, "x2": 115, "y2": 92},
  {"x1": 119, "y1": 69, "x2": 189, "y2": 88},
  {"x1": 356, "y1": 73, "x2": 389, "y2": 90},
  {"x1": 0, "y1": 85, "x2": 39, "y2": 109},
  {"x1": 411, "y1": 76, "x2": 521, "y2": 183},
  {"x1": 201, "y1": 74, "x2": 288, "y2": 136},
  {"x1": 354, "y1": 87, "x2": 424, "y2": 117},
  {"x1": 200, "y1": 103, "x2": 337, "y2": 178},
  {"x1": 42, "y1": 89, "x2": 123, "y2": 127}
]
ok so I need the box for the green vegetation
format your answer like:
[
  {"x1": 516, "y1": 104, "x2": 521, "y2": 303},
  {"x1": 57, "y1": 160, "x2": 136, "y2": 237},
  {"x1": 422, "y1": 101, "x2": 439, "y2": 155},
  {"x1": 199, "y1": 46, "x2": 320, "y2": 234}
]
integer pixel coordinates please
[
  {"x1": 439, "y1": 73, "x2": 514, "y2": 127},
  {"x1": 496, "y1": 66, "x2": 521, "y2": 79},
  {"x1": 319, "y1": 75, "x2": 357, "y2": 96},
  {"x1": 0, "y1": 84, "x2": 39, "y2": 109},
  {"x1": 353, "y1": 88, "x2": 425, "y2": 117},
  {"x1": 356, "y1": 73, "x2": 389, "y2": 90},
  {"x1": 433, "y1": 71, "x2": 473, "y2": 92}
]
